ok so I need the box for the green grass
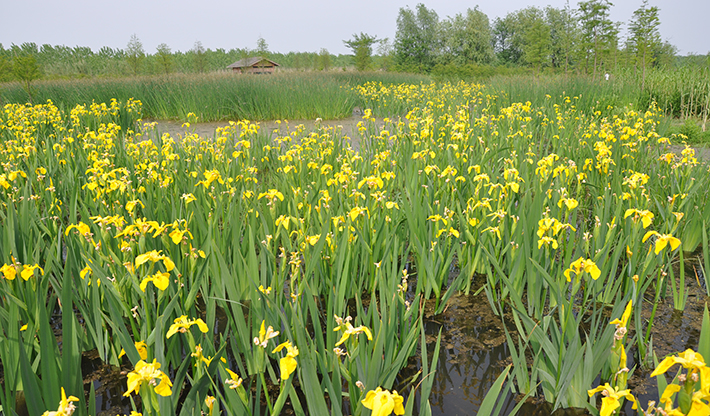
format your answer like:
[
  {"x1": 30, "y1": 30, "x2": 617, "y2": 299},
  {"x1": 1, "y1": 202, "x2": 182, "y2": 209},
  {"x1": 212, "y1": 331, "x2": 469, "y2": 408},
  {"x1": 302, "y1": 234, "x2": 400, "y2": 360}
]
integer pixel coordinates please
[
  {"x1": 484, "y1": 73, "x2": 640, "y2": 116},
  {"x1": 480, "y1": 68, "x2": 710, "y2": 124},
  {"x1": 0, "y1": 71, "x2": 430, "y2": 122},
  {"x1": 626, "y1": 66, "x2": 710, "y2": 119},
  {"x1": 4, "y1": 68, "x2": 708, "y2": 127},
  {"x1": 658, "y1": 117, "x2": 710, "y2": 145}
]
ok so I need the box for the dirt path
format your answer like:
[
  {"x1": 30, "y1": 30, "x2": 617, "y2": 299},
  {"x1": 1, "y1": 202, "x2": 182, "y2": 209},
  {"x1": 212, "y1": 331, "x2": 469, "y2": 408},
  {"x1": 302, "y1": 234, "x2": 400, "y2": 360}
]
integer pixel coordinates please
[
  {"x1": 669, "y1": 144, "x2": 710, "y2": 162},
  {"x1": 141, "y1": 118, "x2": 710, "y2": 162},
  {"x1": 142, "y1": 117, "x2": 366, "y2": 141}
]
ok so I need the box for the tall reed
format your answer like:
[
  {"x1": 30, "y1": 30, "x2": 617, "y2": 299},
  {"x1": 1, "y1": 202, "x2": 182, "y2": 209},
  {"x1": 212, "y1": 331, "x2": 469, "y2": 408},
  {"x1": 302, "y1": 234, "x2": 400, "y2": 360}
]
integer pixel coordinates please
[{"x1": 0, "y1": 71, "x2": 429, "y2": 121}]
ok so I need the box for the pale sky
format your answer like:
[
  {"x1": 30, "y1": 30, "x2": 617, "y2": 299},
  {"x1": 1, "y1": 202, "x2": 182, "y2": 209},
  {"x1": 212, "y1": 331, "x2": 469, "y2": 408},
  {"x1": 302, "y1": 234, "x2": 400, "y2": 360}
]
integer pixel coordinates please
[{"x1": 1, "y1": 0, "x2": 707, "y2": 56}]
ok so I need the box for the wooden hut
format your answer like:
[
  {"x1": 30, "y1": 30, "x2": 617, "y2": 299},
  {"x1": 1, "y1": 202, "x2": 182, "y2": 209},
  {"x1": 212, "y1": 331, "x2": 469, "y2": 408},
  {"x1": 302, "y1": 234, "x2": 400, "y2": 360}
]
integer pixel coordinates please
[{"x1": 227, "y1": 57, "x2": 280, "y2": 74}]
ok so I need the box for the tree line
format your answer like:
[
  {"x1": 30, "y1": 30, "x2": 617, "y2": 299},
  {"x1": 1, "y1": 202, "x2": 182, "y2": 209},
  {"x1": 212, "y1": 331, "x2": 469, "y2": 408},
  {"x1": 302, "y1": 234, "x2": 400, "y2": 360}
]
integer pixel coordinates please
[
  {"x1": 0, "y1": 36, "x2": 354, "y2": 83},
  {"x1": 386, "y1": 0, "x2": 681, "y2": 79},
  {"x1": 1, "y1": 0, "x2": 708, "y2": 86}
]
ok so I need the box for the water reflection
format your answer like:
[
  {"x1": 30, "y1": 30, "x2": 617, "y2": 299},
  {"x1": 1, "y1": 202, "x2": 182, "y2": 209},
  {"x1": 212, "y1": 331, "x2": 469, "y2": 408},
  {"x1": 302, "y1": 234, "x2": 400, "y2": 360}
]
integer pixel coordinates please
[
  {"x1": 81, "y1": 349, "x2": 132, "y2": 416},
  {"x1": 420, "y1": 268, "x2": 709, "y2": 416},
  {"x1": 423, "y1": 290, "x2": 519, "y2": 416}
]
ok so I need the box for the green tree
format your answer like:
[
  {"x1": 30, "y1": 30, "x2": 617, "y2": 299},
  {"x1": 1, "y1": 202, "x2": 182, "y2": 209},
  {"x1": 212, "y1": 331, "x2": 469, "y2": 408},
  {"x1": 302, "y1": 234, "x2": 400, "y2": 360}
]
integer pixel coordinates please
[
  {"x1": 577, "y1": 0, "x2": 618, "y2": 79},
  {"x1": 0, "y1": 53, "x2": 12, "y2": 105},
  {"x1": 318, "y1": 48, "x2": 331, "y2": 71},
  {"x1": 343, "y1": 33, "x2": 379, "y2": 71},
  {"x1": 126, "y1": 34, "x2": 145, "y2": 75},
  {"x1": 439, "y1": 7, "x2": 494, "y2": 66},
  {"x1": 377, "y1": 38, "x2": 394, "y2": 71},
  {"x1": 12, "y1": 54, "x2": 42, "y2": 103},
  {"x1": 493, "y1": 14, "x2": 522, "y2": 65},
  {"x1": 192, "y1": 41, "x2": 207, "y2": 73},
  {"x1": 546, "y1": 4, "x2": 578, "y2": 72},
  {"x1": 523, "y1": 15, "x2": 551, "y2": 74},
  {"x1": 256, "y1": 36, "x2": 269, "y2": 58},
  {"x1": 628, "y1": 0, "x2": 661, "y2": 89},
  {"x1": 394, "y1": 4, "x2": 440, "y2": 71},
  {"x1": 493, "y1": 7, "x2": 550, "y2": 69},
  {"x1": 0, "y1": 54, "x2": 12, "y2": 82},
  {"x1": 292, "y1": 53, "x2": 303, "y2": 71},
  {"x1": 652, "y1": 40, "x2": 677, "y2": 68},
  {"x1": 155, "y1": 43, "x2": 173, "y2": 75}
]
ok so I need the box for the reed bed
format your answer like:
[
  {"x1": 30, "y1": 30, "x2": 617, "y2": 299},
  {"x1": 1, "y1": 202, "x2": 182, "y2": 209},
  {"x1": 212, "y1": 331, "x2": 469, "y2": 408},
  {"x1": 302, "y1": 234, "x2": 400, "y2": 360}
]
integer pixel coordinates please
[{"x1": 0, "y1": 71, "x2": 430, "y2": 122}]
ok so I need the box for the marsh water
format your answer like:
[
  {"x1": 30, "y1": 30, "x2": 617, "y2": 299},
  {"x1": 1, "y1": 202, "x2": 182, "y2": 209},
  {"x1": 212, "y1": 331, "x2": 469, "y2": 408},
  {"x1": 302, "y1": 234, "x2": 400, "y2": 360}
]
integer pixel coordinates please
[{"x1": 419, "y1": 272, "x2": 708, "y2": 416}]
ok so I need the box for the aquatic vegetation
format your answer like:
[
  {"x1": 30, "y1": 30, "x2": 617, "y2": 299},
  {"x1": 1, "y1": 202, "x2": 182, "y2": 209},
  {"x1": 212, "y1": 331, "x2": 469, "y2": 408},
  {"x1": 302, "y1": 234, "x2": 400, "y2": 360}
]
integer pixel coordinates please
[{"x1": 0, "y1": 79, "x2": 708, "y2": 416}]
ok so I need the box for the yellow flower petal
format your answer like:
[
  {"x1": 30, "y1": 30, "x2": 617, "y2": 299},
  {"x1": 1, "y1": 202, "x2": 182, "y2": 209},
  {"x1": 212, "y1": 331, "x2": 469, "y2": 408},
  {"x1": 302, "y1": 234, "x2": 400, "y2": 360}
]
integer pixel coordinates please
[
  {"x1": 152, "y1": 271, "x2": 170, "y2": 291},
  {"x1": 279, "y1": 355, "x2": 298, "y2": 380},
  {"x1": 651, "y1": 357, "x2": 679, "y2": 378},
  {"x1": 154, "y1": 374, "x2": 173, "y2": 396},
  {"x1": 162, "y1": 256, "x2": 175, "y2": 272},
  {"x1": 195, "y1": 318, "x2": 209, "y2": 333}
]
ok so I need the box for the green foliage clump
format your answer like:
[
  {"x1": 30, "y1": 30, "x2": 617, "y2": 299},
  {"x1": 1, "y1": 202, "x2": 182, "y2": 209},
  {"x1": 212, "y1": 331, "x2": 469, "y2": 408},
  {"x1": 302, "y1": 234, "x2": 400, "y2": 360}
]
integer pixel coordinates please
[
  {"x1": 678, "y1": 118, "x2": 705, "y2": 143},
  {"x1": 125, "y1": 34, "x2": 145, "y2": 75},
  {"x1": 343, "y1": 33, "x2": 380, "y2": 71},
  {"x1": 12, "y1": 53, "x2": 42, "y2": 102},
  {"x1": 0, "y1": 55, "x2": 12, "y2": 82}
]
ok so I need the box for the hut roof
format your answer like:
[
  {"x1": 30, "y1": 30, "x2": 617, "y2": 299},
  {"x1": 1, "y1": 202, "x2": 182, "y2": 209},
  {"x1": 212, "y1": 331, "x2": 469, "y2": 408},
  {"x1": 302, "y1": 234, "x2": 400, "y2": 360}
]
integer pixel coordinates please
[{"x1": 226, "y1": 57, "x2": 280, "y2": 69}]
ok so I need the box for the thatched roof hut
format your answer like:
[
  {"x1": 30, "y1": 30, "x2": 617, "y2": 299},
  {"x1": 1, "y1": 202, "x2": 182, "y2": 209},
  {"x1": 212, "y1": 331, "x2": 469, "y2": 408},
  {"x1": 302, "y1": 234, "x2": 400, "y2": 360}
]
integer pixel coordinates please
[{"x1": 227, "y1": 57, "x2": 279, "y2": 74}]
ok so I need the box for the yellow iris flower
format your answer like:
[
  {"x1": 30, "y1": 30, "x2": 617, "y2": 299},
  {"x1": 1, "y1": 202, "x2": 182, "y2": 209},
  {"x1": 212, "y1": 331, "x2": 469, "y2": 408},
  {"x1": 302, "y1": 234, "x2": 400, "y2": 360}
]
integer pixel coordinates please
[
  {"x1": 358, "y1": 175, "x2": 384, "y2": 189},
  {"x1": 642, "y1": 231, "x2": 681, "y2": 255},
  {"x1": 169, "y1": 228, "x2": 192, "y2": 245},
  {"x1": 257, "y1": 189, "x2": 284, "y2": 201},
  {"x1": 609, "y1": 300, "x2": 633, "y2": 328},
  {"x1": 181, "y1": 193, "x2": 197, "y2": 204},
  {"x1": 20, "y1": 264, "x2": 43, "y2": 280},
  {"x1": 80, "y1": 265, "x2": 92, "y2": 280},
  {"x1": 656, "y1": 381, "x2": 710, "y2": 416},
  {"x1": 166, "y1": 315, "x2": 209, "y2": 338},
  {"x1": 205, "y1": 396, "x2": 215, "y2": 416},
  {"x1": 333, "y1": 318, "x2": 373, "y2": 347},
  {"x1": 558, "y1": 197, "x2": 579, "y2": 211},
  {"x1": 272, "y1": 341, "x2": 299, "y2": 380},
  {"x1": 587, "y1": 383, "x2": 637, "y2": 416},
  {"x1": 538, "y1": 236, "x2": 558, "y2": 249},
  {"x1": 65, "y1": 222, "x2": 91, "y2": 237},
  {"x1": 650, "y1": 349, "x2": 706, "y2": 378},
  {"x1": 563, "y1": 257, "x2": 601, "y2": 282},
  {"x1": 118, "y1": 340, "x2": 148, "y2": 361},
  {"x1": 361, "y1": 387, "x2": 405, "y2": 416},
  {"x1": 124, "y1": 359, "x2": 173, "y2": 397},
  {"x1": 135, "y1": 250, "x2": 175, "y2": 272},
  {"x1": 139, "y1": 271, "x2": 170, "y2": 292},
  {"x1": 41, "y1": 387, "x2": 79, "y2": 416},
  {"x1": 253, "y1": 320, "x2": 280, "y2": 348},
  {"x1": 191, "y1": 344, "x2": 213, "y2": 366},
  {"x1": 225, "y1": 368, "x2": 243, "y2": 389},
  {"x1": 624, "y1": 208, "x2": 654, "y2": 228},
  {"x1": 125, "y1": 199, "x2": 144, "y2": 213},
  {"x1": 196, "y1": 169, "x2": 224, "y2": 188},
  {"x1": 1, "y1": 263, "x2": 17, "y2": 280}
]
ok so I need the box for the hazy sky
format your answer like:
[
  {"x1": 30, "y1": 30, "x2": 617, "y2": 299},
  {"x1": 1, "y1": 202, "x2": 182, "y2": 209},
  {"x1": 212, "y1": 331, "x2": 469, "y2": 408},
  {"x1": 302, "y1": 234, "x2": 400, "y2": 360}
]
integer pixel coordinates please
[{"x1": 1, "y1": 0, "x2": 707, "y2": 56}]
